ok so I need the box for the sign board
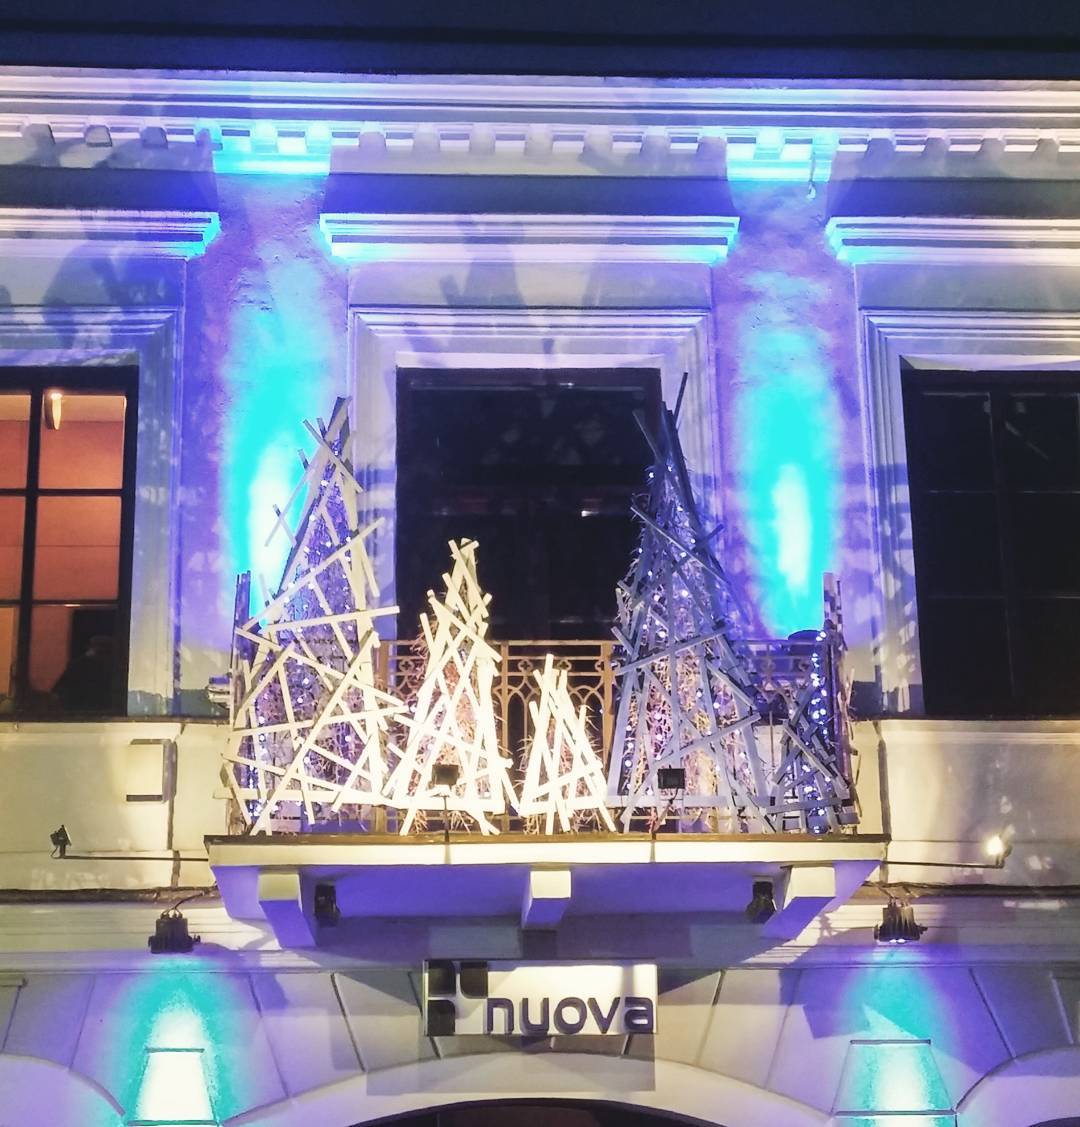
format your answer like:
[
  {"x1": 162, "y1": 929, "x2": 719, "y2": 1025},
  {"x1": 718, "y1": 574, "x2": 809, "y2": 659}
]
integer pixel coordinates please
[{"x1": 422, "y1": 959, "x2": 657, "y2": 1036}]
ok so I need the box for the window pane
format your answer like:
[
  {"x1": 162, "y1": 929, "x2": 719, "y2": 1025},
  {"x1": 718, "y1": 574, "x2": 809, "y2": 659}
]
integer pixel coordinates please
[
  {"x1": 908, "y1": 390, "x2": 994, "y2": 490},
  {"x1": 918, "y1": 597, "x2": 1012, "y2": 715},
  {"x1": 0, "y1": 605, "x2": 17, "y2": 704},
  {"x1": 1010, "y1": 493, "x2": 1080, "y2": 594},
  {"x1": 0, "y1": 496, "x2": 24, "y2": 599},
  {"x1": 1002, "y1": 392, "x2": 1080, "y2": 489},
  {"x1": 1015, "y1": 597, "x2": 1080, "y2": 714},
  {"x1": 38, "y1": 391, "x2": 127, "y2": 490},
  {"x1": 915, "y1": 493, "x2": 1001, "y2": 595},
  {"x1": 0, "y1": 393, "x2": 30, "y2": 488},
  {"x1": 33, "y1": 495, "x2": 121, "y2": 600},
  {"x1": 28, "y1": 603, "x2": 118, "y2": 711}
]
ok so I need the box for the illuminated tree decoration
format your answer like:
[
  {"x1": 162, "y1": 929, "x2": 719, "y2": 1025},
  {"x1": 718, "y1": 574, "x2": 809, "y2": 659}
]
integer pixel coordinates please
[
  {"x1": 385, "y1": 539, "x2": 516, "y2": 835},
  {"x1": 221, "y1": 398, "x2": 404, "y2": 833},
  {"x1": 607, "y1": 401, "x2": 853, "y2": 833},
  {"x1": 517, "y1": 654, "x2": 616, "y2": 834}
]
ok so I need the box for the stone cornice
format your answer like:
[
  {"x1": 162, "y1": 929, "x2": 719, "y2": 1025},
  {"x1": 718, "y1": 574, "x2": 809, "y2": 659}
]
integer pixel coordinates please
[
  {"x1": 827, "y1": 216, "x2": 1080, "y2": 264},
  {"x1": 0, "y1": 207, "x2": 220, "y2": 257},
  {"x1": 6, "y1": 67, "x2": 1080, "y2": 179},
  {"x1": 320, "y1": 212, "x2": 739, "y2": 261}
]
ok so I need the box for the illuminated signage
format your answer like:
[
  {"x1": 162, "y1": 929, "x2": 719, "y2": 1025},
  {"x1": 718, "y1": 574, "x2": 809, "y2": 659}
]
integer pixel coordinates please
[{"x1": 422, "y1": 960, "x2": 657, "y2": 1036}]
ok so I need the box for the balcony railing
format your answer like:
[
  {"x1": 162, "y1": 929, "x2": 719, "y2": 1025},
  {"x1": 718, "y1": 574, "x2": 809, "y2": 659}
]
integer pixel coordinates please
[
  {"x1": 373, "y1": 633, "x2": 849, "y2": 793},
  {"x1": 221, "y1": 583, "x2": 854, "y2": 837}
]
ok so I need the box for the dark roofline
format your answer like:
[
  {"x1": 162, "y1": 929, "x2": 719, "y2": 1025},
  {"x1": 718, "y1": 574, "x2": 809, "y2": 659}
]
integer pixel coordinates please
[{"x1": 3, "y1": 2, "x2": 1080, "y2": 81}]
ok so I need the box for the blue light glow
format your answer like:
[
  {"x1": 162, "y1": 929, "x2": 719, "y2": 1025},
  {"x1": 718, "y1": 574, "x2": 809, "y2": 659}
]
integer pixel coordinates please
[
  {"x1": 732, "y1": 273, "x2": 840, "y2": 634},
  {"x1": 216, "y1": 179, "x2": 346, "y2": 592}
]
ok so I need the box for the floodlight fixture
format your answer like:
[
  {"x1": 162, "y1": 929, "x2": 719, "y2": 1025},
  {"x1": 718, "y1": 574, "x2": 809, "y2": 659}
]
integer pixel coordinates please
[
  {"x1": 49, "y1": 824, "x2": 71, "y2": 858},
  {"x1": 431, "y1": 762, "x2": 461, "y2": 843},
  {"x1": 745, "y1": 880, "x2": 776, "y2": 924},
  {"x1": 44, "y1": 389, "x2": 63, "y2": 430},
  {"x1": 874, "y1": 898, "x2": 926, "y2": 944},
  {"x1": 432, "y1": 763, "x2": 460, "y2": 792},
  {"x1": 148, "y1": 908, "x2": 201, "y2": 954},
  {"x1": 656, "y1": 767, "x2": 686, "y2": 791},
  {"x1": 314, "y1": 883, "x2": 340, "y2": 927}
]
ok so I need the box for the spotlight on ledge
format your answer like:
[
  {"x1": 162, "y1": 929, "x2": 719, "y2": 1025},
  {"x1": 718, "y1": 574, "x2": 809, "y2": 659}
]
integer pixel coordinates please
[
  {"x1": 49, "y1": 824, "x2": 71, "y2": 859},
  {"x1": 656, "y1": 767, "x2": 686, "y2": 791},
  {"x1": 148, "y1": 907, "x2": 201, "y2": 954},
  {"x1": 432, "y1": 763, "x2": 460, "y2": 791},
  {"x1": 745, "y1": 880, "x2": 776, "y2": 924},
  {"x1": 875, "y1": 898, "x2": 927, "y2": 944},
  {"x1": 314, "y1": 883, "x2": 340, "y2": 927}
]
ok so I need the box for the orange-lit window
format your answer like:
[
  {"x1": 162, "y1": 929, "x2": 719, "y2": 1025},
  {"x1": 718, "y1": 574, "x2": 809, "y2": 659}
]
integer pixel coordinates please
[{"x1": 0, "y1": 370, "x2": 137, "y2": 715}]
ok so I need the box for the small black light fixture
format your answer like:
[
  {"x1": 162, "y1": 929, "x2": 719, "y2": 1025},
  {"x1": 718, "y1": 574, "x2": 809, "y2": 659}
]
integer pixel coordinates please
[
  {"x1": 49, "y1": 824, "x2": 71, "y2": 859},
  {"x1": 745, "y1": 879, "x2": 776, "y2": 924},
  {"x1": 656, "y1": 767, "x2": 686, "y2": 791},
  {"x1": 431, "y1": 763, "x2": 460, "y2": 842},
  {"x1": 874, "y1": 897, "x2": 927, "y2": 944},
  {"x1": 432, "y1": 763, "x2": 460, "y2": 790},
  {"x1": 148, "y1": 897, "x2": 202, "y2": 954},
  {"x1": 314, "y1": 882, "x2": 340, "y2": 927}
]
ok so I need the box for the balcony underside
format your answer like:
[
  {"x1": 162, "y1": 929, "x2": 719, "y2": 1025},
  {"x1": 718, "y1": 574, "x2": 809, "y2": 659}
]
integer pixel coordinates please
[{"x1": 207, "y1": 831, "x2": 885, "y2": 947}]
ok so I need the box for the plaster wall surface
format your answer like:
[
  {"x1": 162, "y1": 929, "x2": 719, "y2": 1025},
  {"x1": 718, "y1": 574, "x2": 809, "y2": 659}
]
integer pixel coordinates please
[{"x1": 0, "y1": 954, "x2": 1078, "y2": 1125}]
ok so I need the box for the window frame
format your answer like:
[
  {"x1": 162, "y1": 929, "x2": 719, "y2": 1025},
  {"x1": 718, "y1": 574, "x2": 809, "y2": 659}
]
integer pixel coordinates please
[
  {"x1": 902, "y1": 366, "x2": 1080, "y2": 718},
  {"x1": 0, "y1": 366, "x2": 139, "y2": 715}
]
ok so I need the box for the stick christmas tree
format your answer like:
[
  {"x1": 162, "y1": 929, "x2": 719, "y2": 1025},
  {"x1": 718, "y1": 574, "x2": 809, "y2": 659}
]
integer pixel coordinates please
[
  {"x1": 385, "y1": 539, "x2": 516, "y2": 834},
  {"x1": 607, "y1": 401, "x2": 852, "y2": 832},
  {"x1": 222, "y1": 398, "x2": 405, "y2": 833},
  {"x1": 517, "y1": 654, "x2": 615, "y2": 834}
]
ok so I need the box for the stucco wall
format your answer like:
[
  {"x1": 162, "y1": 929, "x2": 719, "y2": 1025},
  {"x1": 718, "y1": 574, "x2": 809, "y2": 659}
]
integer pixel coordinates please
[{"x1": 1, "y1": 959, "x2": 1077, "y2": 1126}]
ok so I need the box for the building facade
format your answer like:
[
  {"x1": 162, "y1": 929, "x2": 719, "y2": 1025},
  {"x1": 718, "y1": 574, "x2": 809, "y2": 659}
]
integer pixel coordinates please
[{"x1": 2, "y1": 57, "x2": 1080, "y2": 1127}]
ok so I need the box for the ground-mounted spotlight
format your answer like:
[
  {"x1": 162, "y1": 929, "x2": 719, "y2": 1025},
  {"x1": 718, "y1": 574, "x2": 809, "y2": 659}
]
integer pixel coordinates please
[
  {"x1": 432, "y1": 763, "x2": 461, "y2": 790},
  {"x1": 314, "y1": 882, "x2": 340, "y2": 927},
  {"x1": 49, "y1": 824, "x2": 71, "y2": 859},
  {"x1": 874, "y1": 898, "x2": 926, "y2": 944},
  {"x1": 148, "y1": 907, "x2": 201, "y2": 954},
  {"x1": 432, "y1": 763, "x2": 461, "y2": 842},
  {"x1": 656, "y1": 767, "x2": 686, "y2": 791},
  {"x1": 745, "y1": 879, "x2": 776, "y2": 924}
]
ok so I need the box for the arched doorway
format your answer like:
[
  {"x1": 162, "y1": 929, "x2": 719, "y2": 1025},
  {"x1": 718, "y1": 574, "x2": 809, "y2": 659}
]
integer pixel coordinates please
[{"x1": 367, "y1": 1101, "x2": 711, "y2": 1127}]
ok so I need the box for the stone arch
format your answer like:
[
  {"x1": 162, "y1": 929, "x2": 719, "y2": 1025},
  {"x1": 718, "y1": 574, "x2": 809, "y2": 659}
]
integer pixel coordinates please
[
  {"x1": 957, "y1": 1047, "x2": 1080, "y2": 1127},
  {"x1": 225, "y1": 1053, "x2": 828, "y2": 1127},
  {"x1": 0, "y1": 1053, "x2": 124, "y2": 1127}
]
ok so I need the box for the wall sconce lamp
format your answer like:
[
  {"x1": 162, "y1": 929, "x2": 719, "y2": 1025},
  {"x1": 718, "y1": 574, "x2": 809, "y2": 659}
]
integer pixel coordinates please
[
  {"x1": 432, "y1": 763, "x2": 460, "y2": 843},
  {"x1": 44, "y1": 389, "x2": 63, "y2": 430}
]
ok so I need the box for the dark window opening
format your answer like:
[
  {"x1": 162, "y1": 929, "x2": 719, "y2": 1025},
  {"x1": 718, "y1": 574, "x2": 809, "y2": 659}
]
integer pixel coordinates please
[
  {"x1": 396, "y1": 368, "x2": 661, "y2": 641},
  {"x1": 0, "y1": 367, "x2": 138, "y2": 716},
  {"x1": 903, "y1": 368, "x2": 1080, "y2": 717}
]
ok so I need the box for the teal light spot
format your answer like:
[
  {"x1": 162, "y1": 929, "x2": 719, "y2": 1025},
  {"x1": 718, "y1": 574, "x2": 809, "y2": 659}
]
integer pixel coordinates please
[
  {"x1": 732, "y1": 297, "x2": 839, "y2": 634},
  {"x1": 834, "y1": 1039, "x2": 953, "y2": 1115},
  {"x1": 218, "y1": 189, "x2": 344, "y2": 592}
]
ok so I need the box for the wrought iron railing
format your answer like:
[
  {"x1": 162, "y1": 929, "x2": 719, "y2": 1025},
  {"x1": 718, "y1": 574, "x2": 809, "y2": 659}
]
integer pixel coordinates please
[{"x1": 373, "y1": 627, "x2": 852, "y2": 808}]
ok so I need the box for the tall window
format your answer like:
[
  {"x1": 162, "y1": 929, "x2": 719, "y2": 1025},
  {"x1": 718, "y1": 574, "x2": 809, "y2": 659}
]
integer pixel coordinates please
[
  {"x1": 396, "y1": 368, "x2": 660, "y2": 640},
  {"x1": 0, "y1": 368, "x2": 137, "y2": 715},
  {"x1": 903, "y1": 369, "x2": 1080, "y2": 716}
]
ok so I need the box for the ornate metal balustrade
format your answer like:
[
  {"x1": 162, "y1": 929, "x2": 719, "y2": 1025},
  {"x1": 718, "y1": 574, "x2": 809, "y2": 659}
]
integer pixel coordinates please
[{"x1": 371, "y1": 622, "x2": 852, "y2": 823}]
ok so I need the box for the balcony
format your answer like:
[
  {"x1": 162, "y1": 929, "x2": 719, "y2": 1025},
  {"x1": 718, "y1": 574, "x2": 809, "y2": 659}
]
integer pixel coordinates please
[
  {"x1": 218, "y1": 626, "x2": 856, "y2": 839},
  {"x1": 205, "y1": 623, "x2": 886, "y2": 947}
]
